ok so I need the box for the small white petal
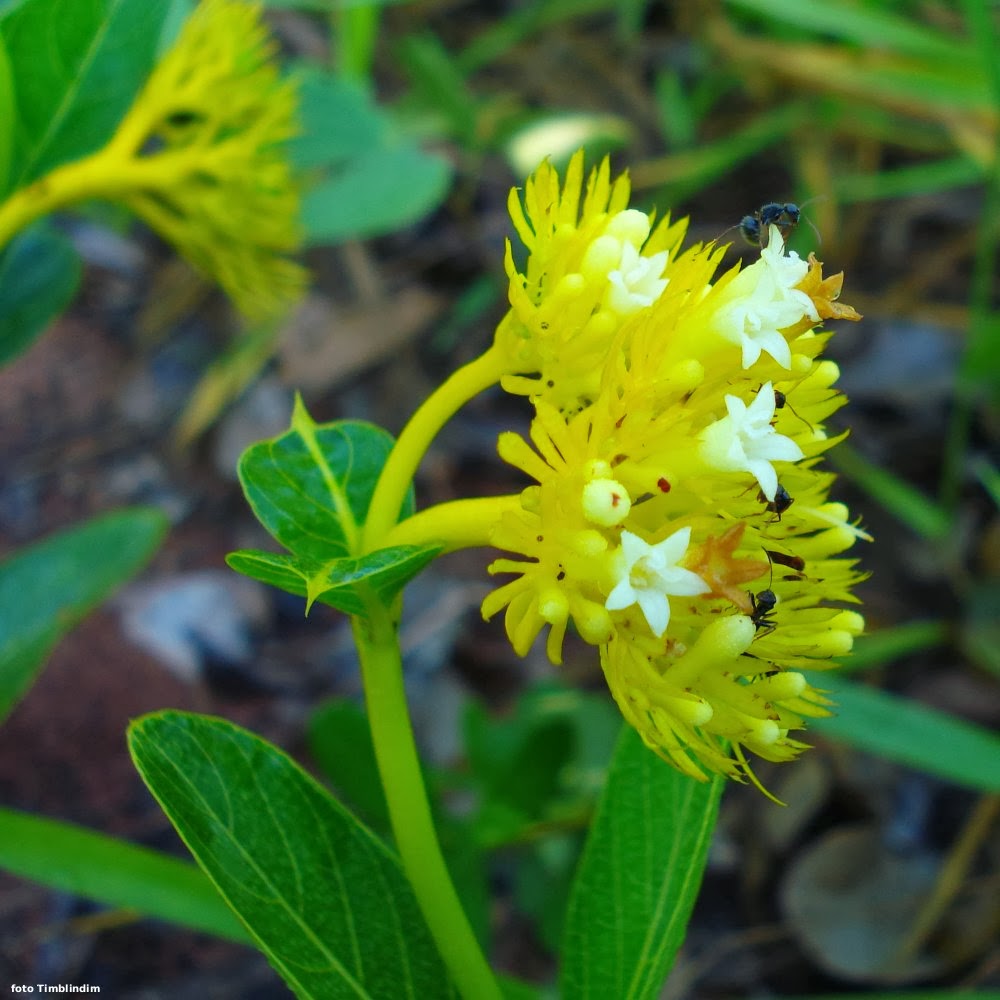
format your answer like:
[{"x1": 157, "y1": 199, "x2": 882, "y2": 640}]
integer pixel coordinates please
[
  {"x1": 654, "y1": 526, "x2": 692, "y2": 565},
  {"x1": 605, "y1": 578, "x2": 638, "y2": 612},
  {"x1": 748, "y1": 459, "x2": 778, "y2": 502},
  {"x1": 638, "y1": 590, "x2": 670, "y2": 637}
]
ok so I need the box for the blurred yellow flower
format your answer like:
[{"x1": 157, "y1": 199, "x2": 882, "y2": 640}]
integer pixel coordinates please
[{"x1": 0, "y1": 0, "x2": 304, "y2": 320}]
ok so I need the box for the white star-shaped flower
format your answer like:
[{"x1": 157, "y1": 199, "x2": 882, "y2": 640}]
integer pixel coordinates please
[
  {"x1": 606, "y1": 241, "x2": 669, "y2": 316},
  {"x1": 698, "y1": 382, "x2": 805, "y2": 501},
  {"x1": 710, "y1": 226, "x2": 819, "y2": 370},
  {"x1": 605, "y1": 526, "x2": 709, "y2": 637}
]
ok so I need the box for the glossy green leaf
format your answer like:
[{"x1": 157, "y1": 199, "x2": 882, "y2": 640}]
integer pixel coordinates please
[
  {"x1": 0, "y1": 220, "x2": 81, "y2": 365},
  {"x1": 129, "y1": 711, "x2": 458, "y2": 999},
  {"x1": 1, "y1": 0, "x2": 170, "y2": 188},
  {"x1": 227, "y1": 543, "x2": 440, "y2": 616},
  {"x1": 232, "y1": 398, "x2": 439, "y2": 613},
  {"x1": 809, "y1": 675, "x2": 1000, "y2": 793},
  {"x1": 0, "y1": 807, "x2": 250, "y2": 944},
  {"x1": 237, "y1": 399, "x2": 408, "y2": 562},
  {"x1": 0, "y1": 507, "x2": 167, "y2": 723},
  {"x1": 561, "y1": 725, "x2": 724, "y2": 999}
]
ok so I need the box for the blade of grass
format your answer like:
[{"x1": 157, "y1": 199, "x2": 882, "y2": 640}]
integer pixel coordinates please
[
  {"x1": 834, "y1": 156, "x2": 984, "y2": 203},
  {"x1": 725, "y1": 0, "x2": 970, "y2": 64},
  {"x1": 708, "y1": 24, "x2": 993, "y2": 117},
  {"x1": 939, "y1": 1, "x2": 1000, "y2": 512},
  {"x1": 809, "y1": 676, "x2": 1000, "y2": 793},
  {"x1": 457, "y1": 0, "x2": 613, "y2": 73},
  {"x1": 972, "y1": 457, "x2": 1000, "y2": 508},
  {"x1": 0, "y1": 807, "x2": 251, "y2": 944},
  {"x1": 842, "y1": 620, "x2": 949, "y2": 673},
  {"x1": 828, "y1": 443, "x2": 951, "y2": 541},
  {"x1": 630, "y1": 102, "x2": 809, "y2": 195},
  {"x1": 332, "y1": 0, "x2": 379, "y2": 82}
]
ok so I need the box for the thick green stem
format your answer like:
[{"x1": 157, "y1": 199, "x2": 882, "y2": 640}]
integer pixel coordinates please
[
  {"x1": 363, "y1": 345, "x2": 508, "y2": 549},
  {"x1": 353, "y1": 603, "x2": 501, "y2": 1000}
]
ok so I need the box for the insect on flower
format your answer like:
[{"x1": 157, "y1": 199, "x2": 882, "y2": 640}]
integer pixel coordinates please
[
  {"x1": 772, "y1": 386, "x2": 814, "y2": 432},
  {"x1": 740, "y1": 203, "x2": 801, "y2": 247},
  {"x1": 739, "y1": 199, "x2": 824, "y2": 248},
  {"x1": 758, "y1": 482, "x2": 794, "y2": 521},
  {"x1": 749, "y1": 588, "x2": 778, "y2": 636}
]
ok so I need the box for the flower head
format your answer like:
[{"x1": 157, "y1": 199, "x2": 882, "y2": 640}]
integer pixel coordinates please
[
  {"x1": 495, "y1": 151, "x2": 686, "y2": 412},
  {"x1": 104, "y1": 0, "x2": 305, "y2": 319},
  {"x1": 483, "y1": 153, "x2": 866, "y2": 788}
]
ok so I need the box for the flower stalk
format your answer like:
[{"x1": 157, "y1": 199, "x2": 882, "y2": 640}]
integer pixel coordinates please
[{"x1": 352, "y1": 600, "x2": 502, "y2": 1000}]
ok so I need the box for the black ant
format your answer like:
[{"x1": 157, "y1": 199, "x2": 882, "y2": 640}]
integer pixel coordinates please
[
  {"x1": 739, "y1": 199, "x2": 823, "y2": 248},
  {"x1": 749, "y1": 588, "x2": 778, "y2": 637},
  {"x1": 772, "y1": 387, "x2": 813, "y2": 433},
  {"x1": 740, "y1": 203, "x2": 800, "y2": 247},
  {"x1": 757, "y1": 483, "x2": 794, "y2": 521}
]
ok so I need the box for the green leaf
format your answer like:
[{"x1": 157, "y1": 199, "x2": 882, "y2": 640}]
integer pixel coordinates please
[
  {"x1": 232, "y1": 398, "x2": 439, "y2": 612},
  {"x1": 828, "y1": 442, "x2": 951, "y2": 540},
  {"x1": 0, "y1": 807, "x2": 251, "y2": 944},
  {"x1": 842, "y1": 620, "x2": 949, "y2": 672},
  {"x1": 129, "y1": 711, "x2": 458, "y2": 999},
  {"x1": 0, "y1": 220, "x2": 82, "y2": 365},
  {"x1": 302, "y1": 143, "x2": 453, "y2": 245},
  {"x1": 809, "y1": 675, "x2": 1000, "y2": 793},
  {"x1": 227, "y1": 544, "x2": 441, "y2": 617},
  {"x1": 561, "y1": 725, "x2": 724, "y2": 999},
  {"x1": 834, "y1": 156, "x2": 985, "y2": 204},
  {"x1": 0, "y1": 32, "x2": 13, "y2": 195},
  {"x1": 288, "y1": 68, "x2": 385, "y2": 170},
  {"x1": 289, "y1": 66, "x2": 453, "y2": 245},
  {"x1": 238, "y1": 399, "x2": 408, "y2": 562},
  {"x1": 0, "y1": 507, "x2": 167, "y2": 723},
  {"x1": 1, "y1": 0, "x2": 171, "y2": 188},
  {"x1": 397, "y1": 33, "x2": 478, "y2": 145}
]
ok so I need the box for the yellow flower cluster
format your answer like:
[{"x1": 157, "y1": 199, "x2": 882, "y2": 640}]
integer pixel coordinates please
[
  {"x1": 484, "y1": 152, "x2": 867, "y2": 787},
  {"x1": 107, "y1": 0, "x2": 304, "y2": 319},
  {"x1": 0, "y1": 0, "x2": 304, "y2": 321}
]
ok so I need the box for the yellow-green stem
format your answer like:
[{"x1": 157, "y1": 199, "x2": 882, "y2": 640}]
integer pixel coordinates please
[
  {"x1": 0, "y1": 144, "x2": 207, "y2": 251},
  {"x1": 363, "y1": 345, "x2": 508, "y2": 549},
  {"x1": 385, "y1": 495, "x2": 522, "y2": 552},
  {"x1": 353, "y1": 601, "x2": 501, "y2": 1000}
]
